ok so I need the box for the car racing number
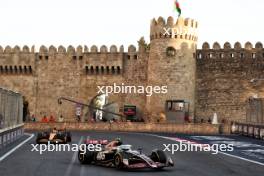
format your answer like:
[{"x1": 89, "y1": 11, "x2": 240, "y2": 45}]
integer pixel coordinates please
[{"x1": 96, "y1": 152, "x2": 106, "y2": 160}]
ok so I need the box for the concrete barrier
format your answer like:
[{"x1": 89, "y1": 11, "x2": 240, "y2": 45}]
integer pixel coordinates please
[{"x1": 24, "y1": 122, "x2": 225, "y2": 135}]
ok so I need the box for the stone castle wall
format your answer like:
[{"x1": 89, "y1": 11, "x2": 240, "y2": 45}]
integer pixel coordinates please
[
  {"x1": 196, "y1": 42, "x2": 264, "y2": 122},
  {"x1": 0, "y1": 45, "x2": 148, "y2": 121},
  {"x1": 0, "y1": 16, "x2": 263, "y2": 123}
]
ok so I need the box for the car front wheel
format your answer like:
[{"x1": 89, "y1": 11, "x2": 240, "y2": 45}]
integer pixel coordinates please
[{"x1": 114, "y1": 154, "x2": 123, "y2": 169}]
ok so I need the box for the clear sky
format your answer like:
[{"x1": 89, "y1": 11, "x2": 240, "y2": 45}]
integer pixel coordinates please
[{"x1": 0, "y1": 0, "x2": 263, "y2": 49}]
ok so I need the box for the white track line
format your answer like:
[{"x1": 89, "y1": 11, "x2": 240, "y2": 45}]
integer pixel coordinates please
[
  {"x1": 218, "y1": 151, "x2": 264, "y2": 166},
  {"x1": 80, "y1": 136, "x2": 90, "y2": 176},
  {"x1": 64, "y1": 136, "x2": 84, "y2": 176},
  {"x1": 0, "y1": 133, "x2": 34, "y2": 162},
  {"x1": 137, "y1": 133, "x2": 264, "y2": 166}
]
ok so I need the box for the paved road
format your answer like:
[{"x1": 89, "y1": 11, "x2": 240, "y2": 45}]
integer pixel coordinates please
[{"x1": 0, "y1": 131, "x2": 263, "y2": 176}]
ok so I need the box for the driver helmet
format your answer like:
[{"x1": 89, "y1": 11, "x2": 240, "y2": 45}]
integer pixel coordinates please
[
  {"x1": 52, "y1": 127, "x2": 57, "y2": 133},
  {"x1": 115, "y1": 138, "x2": 122, "y2": 146}
]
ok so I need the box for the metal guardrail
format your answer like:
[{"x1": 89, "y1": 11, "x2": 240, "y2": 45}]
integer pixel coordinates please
[
  {"x1": 0, "y1": 87, "x2": 23, "y2": 129},
  {"x1": 0, "y1": 87, "x2": 24, "y2": 149},
  {"x1": 0, "y1": 124, "x2": 24, "y2": 149},
  {"x1": 231, "y1": 122, "x2": 264, "y2": 140}
]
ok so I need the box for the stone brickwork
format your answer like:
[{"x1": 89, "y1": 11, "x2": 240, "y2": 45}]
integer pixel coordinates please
[
  {"x1": 147, "y1": 17, "x2": 198, "y2": 121},
  {"x1": 196, "y1": 42, "x2": 264, "y2": 122},
  {"x1": 24, "y1": 122, "x2": 222, "y2": 135},
  {"x1": 0, "y1": 44, "x2": 149, "y2": 121},
  {"x1": 0, "y1": 16, "x2": 263, "y2": 124}
]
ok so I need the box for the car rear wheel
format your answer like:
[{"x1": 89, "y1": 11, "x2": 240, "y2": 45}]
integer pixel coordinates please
[
  {"x1": 78, "y1": 151, "x2": 86, "y2": 164},
  {"x1": 36, "y1": 133, "x2": 48, "y2": 144},
  {"x1": 66, "y1": 132, "x2": 72, "y2": 142},
  {"x1": 78, "y1": 150, "x2": 94, "y2": 164}
]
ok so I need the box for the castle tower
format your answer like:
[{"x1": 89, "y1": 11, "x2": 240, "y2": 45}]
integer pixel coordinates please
[{"x1": 147, "y1": 16, "x2": 198, "y2": 122}]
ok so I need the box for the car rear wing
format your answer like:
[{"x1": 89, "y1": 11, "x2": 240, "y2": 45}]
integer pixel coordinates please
[{"x1": 84, "y1": 139, "x2": 108, "y2": 145}]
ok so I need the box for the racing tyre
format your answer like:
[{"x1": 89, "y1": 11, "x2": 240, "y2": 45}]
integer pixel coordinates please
[
  {"x1": 150, "y1": 150, "x2": 167, "y2": 164},
  {"x1": 36, "y1": 133, "x2": 47, "y2": 144},
  {"x1": 78, "y1": 150, "x2": 94, "y2": 164},
  {"x1": 66, "y1": 132, "x2": 72, "y2": 142},
  {"x1": 56, "y1": 133, "x2": 64, "y2": 140},
  {"x1": 36, "y1": 133, "x2": 42, "y2": 139},
  {"x1": 114, "y1": 154, "x2": 123, "y2": 169},
  {"x1": 54, "y1": 133, "x2": 66, "y2": 144},
  {"x1": 36, "y1": 133, "x2": 41, "y2": 144}
]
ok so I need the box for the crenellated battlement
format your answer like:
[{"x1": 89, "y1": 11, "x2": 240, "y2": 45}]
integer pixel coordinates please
[
  {"x1": 200, "y1": 42, "x2": 263, "y2": 50},
  {"x1": 0, "y1": 45, "x2": 140, "y2": 55},
  {"x1": 197, "y1": 42, "x2": 264, "y2": 60},
  {"x1": 151, "y1": 16, "x2": 198, "y2": 30},
  {"x1": 37, "y1": 45, "x2": 137, "y2": 54},
  {"x1": 0, "y1": 45, "x2": 33, "y2": 53},
  {"x1": 0, "y1": 44, "x2": 144, "y2": 76},
  {"x1": 150, "y1": 16, "x2": 198, "y2": 42}
]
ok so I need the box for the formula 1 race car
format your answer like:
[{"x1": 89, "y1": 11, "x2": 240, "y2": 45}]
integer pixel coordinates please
[
  {"x1": 78, "y1": 138, "x2": 174, "y2": 170},
  {"x1": 36, "y1": 128, "x2": 72, "y2": 144}
]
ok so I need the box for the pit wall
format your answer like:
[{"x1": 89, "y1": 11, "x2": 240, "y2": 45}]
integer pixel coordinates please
[
  {"x1": 0, "y1": 45, "x2": 148, "y2": 121},
  {"x1": 24, "y1": 122, "x2": 226, "y2": 135},
  {"x1": 196, "y1": 42, "x2": 264, "y2": 123}
]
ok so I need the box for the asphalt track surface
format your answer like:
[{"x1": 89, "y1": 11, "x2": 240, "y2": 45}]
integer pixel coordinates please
[{"x1": 0, "y1": 131, "x2": 264, "y2": 176}]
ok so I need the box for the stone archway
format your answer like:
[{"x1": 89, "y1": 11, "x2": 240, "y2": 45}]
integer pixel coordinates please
[
  {"x1": 88, "y1": 94, "x2": 106, "y2": 122},
  {"x1": 87, "y1": 94, "x2": 119, "y2": 122},
  {"x1": 22, "y1": 96, "x2": 29, "y2": 122}
]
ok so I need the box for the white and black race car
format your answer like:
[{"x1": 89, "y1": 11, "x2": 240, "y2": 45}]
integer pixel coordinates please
[{"x1": 78, "y1": 138, "x2": 174, "y2": 170}]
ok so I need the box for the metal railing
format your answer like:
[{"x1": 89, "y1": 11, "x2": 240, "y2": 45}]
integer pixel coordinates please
[
  {"x1": 0, "y1": 124, "x2": 24, "y2": 149},
  {"x1": 0, "y1": 87, "x2": 23, "y2": 129},
  {"x1": 0, "y1": 87, "x2": 24, "y2": 148},
  {"x1": 231, "y1": 121, "x2": 264, "y2": 140}
]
